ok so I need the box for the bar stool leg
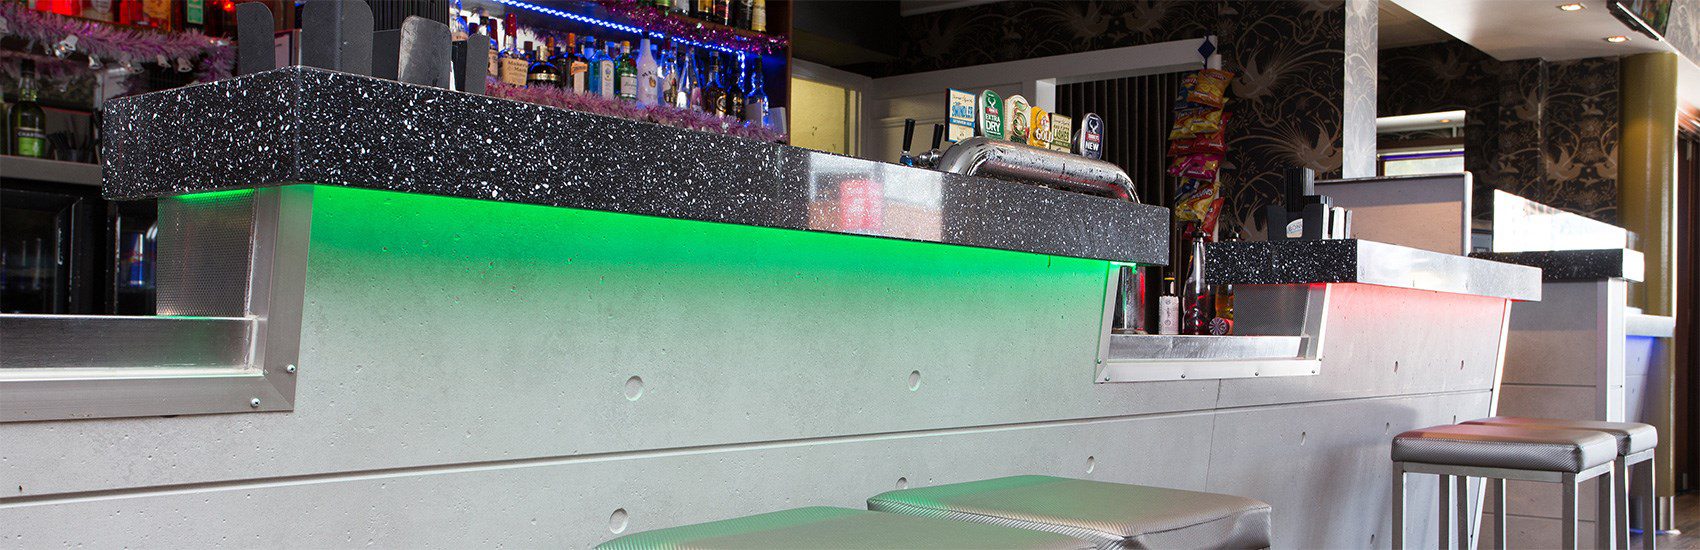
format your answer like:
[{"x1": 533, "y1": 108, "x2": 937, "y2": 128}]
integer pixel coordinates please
[
  {"x1": 1600, "y1": 468, "x2": 1617, "y2": 550},
  {"x1": 1393, "y1": 463, "x2": 1406, "y2": 550},
  {"x1": 1640, "y1": 456, "x2": 1656, "y2": 550},
  {"x1": 1563, "y1": 473, "x2": 1580, "y2": 550},
  {"x1": 1492, "y1": 478, "x2": 1507, "y2": 550},
  {"x1": 1616, "y1": 458, "x2": 1631, "y2": 550},
  {"x1": 1441, "y1": 474, "x2": 1454, "y2": 549},
  {"x1": 1456, "y1": 475, "x2": 1471, "y2": 549}
]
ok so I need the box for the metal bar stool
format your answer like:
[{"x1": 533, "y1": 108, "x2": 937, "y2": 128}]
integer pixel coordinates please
[
  {"x1": 1465, "y1": 416, "x2": 1658, "y2": 550},
  {"x1": 1393, "y1": 423, "x2": 1618, "y2": 549}
]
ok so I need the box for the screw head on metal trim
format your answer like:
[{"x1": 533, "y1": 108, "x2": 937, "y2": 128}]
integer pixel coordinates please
[{"x1": 250, "y1": 398, "x2": 262, "y2": 408}]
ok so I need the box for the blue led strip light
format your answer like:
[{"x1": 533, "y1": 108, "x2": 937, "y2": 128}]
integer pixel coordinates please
[{"x1": 489, "y1": 0, "x2": 747, "y2": 57}]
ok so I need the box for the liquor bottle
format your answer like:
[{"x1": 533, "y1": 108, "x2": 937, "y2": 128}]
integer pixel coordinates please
[
  {"x1": 635, "y1": 38, "x2": 660, "y2": 106},
  {"x1": 734, "y1": 0, "x2": 753, "y2": 29},
  {"x1": 701, "y1": 52, "x2": 726, "y2": 117},
  {"x1": 616, "y1": 41, "x2": 638, "y2": 101},
  {"x1": 10, "y1": 61, "x2": 47, "y2": 159},
  {"x1": 744, "y1": 55, "x2": 769, "y2": 126},
  {"x1": 712, "y1": 0, "x2": 730, "y2": 25},
  {"x1": 550, "y1": 34, "x2": 574, "y2": 87},
  {"x1": 659, "y1": 42, "x2": 679, "y2": 107},
  {"x1": 672, "y1": 0, "x2": 688, "y2": 15},
  {"x1": 695, "y1": 0, "x2": 712, "y2": 19},
  {"x1": 485, "y1": 21, "x2": 500, "y2": 77},
  {"x1": 528, "y1": 43, "x2": 559, "y2": 88},
  {"x1": 1180, "y1": 231, "x2": 1212, "y2": 335},
  {"x1": 751, "y1": 0, "x2": 766, "y2": 32},
  {"x1": 1157, "y1": 277, "x2": 1180, "y2": 335},
  {"x1": 675, "y1": 48, "x2": 698, "y2": 110},
  {"x1": 597, "y1": 41, "x2": 618, "y2": 99},
  {"x1": 727, "y1": 56, "x2": 747, "y2": 121},
  {"x1": 567, "y1": 36, "x2": 590, "y2": 94},
  {"x1": 654, "y1": 0, "x2": 672, "y2": 11}
]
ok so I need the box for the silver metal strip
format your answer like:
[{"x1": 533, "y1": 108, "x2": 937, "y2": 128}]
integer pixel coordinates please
[
  {"x1": 1100, "y1": 358, "x2": 1320, "y2": 382},
  {"x1": 0, "y1": 186, "x2": 310, "y2": 422},
  {"x1": 1098, "y1": 284, "x2": 1329, "y2": 383}
]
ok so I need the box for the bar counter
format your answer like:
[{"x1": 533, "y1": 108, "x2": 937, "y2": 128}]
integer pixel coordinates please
[{"x1": 4, "y1": 68, "x2": 1537, "y2": 548}]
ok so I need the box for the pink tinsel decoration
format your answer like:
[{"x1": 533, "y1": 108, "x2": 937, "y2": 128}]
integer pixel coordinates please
[
  {"x1": 486, "y1": 79, "x2": 786, "y2": 142},
  {"x1": 597, "y1": 0, "x2": 787, "y2": 54},
  {"x1": 1, "y1": 2, "x2": 233, "y2": 83}
]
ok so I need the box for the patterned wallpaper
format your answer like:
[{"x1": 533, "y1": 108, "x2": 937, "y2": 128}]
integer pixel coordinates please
[
  {"x1": 1342, "y1": 0, "x2": 1379, "y2": 178},
  {"x1": 1380, "y1": 41, "x2": 1620, "y2": 223},
  {"x1": 857, "y1": 0, "x2": 1369, "y2": 237}
]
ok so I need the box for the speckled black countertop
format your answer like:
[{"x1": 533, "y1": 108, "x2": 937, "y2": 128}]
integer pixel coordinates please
[
  {"x1": 1470, "y1": 249, "x2": 1643, "y2": 282},
  {"x1": 1205, "y1": 239, "x2": 1542, "y2": 301},
  {"x1": 102, "y1": 66, "x2": 1169, "y2": 265}
]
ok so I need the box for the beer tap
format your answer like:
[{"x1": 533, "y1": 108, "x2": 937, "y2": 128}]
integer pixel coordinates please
[
  {"x1": 899, "y1": 118, "x2": 918, "y2": 167},
  {"x1": 917, "y1": 124, "x2": 946, "y2": 168}
]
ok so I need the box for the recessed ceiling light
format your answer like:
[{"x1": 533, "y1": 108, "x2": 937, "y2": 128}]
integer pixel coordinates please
[
  {"x1": 1558, "y1": 3, "x2": 1586, "y2": 11},
  {"x1": 1606, "y1": 35, "x2": 1630, "y2": 43}
]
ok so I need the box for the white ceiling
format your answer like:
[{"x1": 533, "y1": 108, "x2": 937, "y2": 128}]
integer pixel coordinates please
[
  {"x1": 1391, "y1": 0, "x2": 1672, "y2": 61},
  {"x1": 1380, "y1": 1, "x2": 1453, "y2": 49}
]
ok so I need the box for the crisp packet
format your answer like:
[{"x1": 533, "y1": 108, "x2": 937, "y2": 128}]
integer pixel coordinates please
[{"x1": 1187, "y1": 69, "x2": 1233, "y2": 108}]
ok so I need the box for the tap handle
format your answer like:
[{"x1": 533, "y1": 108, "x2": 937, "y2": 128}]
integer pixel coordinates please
[
  {"x1": 902, "y1": 118, "x2": 916, "y2": 152},
  {"x1": 930, "y1": 124, "x2": 944, "y2": 150}
]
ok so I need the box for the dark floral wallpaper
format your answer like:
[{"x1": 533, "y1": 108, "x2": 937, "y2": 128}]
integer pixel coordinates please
[
  {"x1": 856, "y1": 0, "x2": 1370, "y2": 237},
  {"x1": 1380, "y1": 41, "x2": 1620, "y2": 223}
]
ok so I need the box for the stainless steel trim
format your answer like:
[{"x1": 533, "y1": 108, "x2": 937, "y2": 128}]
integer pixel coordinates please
[
  {"x1": 1, "y1": 314, "x2": 252, "y2": 370},
  {"x1": 1097, "y1": 283, "x2": 1329, "y2": 383},
  {"x1": 0, "y1": 187, "x2": 310, "y2": 422},
  {"x1": 1108, "y1": 334, "x2": 1306, "y2": 360},
  {"x1": 1100, "y1": 358, "x2": 1321, "y2": 382},
  {"x1": 936, "y1": 137, "x2": 1138, "y2": 202}
]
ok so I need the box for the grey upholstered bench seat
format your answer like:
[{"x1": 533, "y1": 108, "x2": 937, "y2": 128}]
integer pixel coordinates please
[
  {"x1": 1463, "y1": 416, "x2": 1657, "y2": 456},
  {"x1": 1391, "y1": 424, "x2": 1617, "y2": 472},
  {"x1": 866, "y1": 475, "x2": 1272, "y2": 549},
  {"x1": 594, "y1": 506, "x2": 1096, "y2": 550}
]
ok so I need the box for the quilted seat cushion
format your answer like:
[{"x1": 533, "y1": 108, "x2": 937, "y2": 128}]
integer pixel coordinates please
[
  {"x1": 1463, "y1": 416, "x2": 1657, "y2": 456},
  {"x1": 866, "y1": 476, "x2": 1271, "y2": 549},
  {"x1": 1393, "y1": 424, "x2": 1616, "y2": 472},
  {"x1": 595, "y1": 506, "x2": 1095, "y2": 550}
]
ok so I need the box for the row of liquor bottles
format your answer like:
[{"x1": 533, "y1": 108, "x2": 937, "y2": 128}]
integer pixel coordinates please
[
  {"x1": 636, "y1": 0, "x2": 770, "y2": 34},
  {"x1": 466, "y1": 20, "x2": 772, "y2": 125}
]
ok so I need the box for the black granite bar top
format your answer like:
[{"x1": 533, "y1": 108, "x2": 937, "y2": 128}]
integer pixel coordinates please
[
  {"x1": 102, "y1": 66, "x2": 1169, "y2": 264},
  {"x1": 1205, "y1": 239, "x2": 1542, "y2": 301},
  {"x1": 1470, "y1": 249, "x2": 1643, "y2": 282}
]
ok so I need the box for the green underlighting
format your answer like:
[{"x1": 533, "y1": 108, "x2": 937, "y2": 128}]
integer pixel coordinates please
[
  {"x1": 176, "y1": 188, "x2": 257, "y2": 203},
  {"x1": 297, "y1": 184, "x2": 1115, "y2": 373}
]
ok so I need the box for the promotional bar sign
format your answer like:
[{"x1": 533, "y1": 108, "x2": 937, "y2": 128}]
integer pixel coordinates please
[
  {"x1": 1004, "y1": 94, "x2": 1031, "y2": 144},
  {"x1": 1028, "y1": 106, "x2": 1052, "y2": 149},
  {"x1": 1049, "y1": 113, "x2": 1073, "y2": 153},
  {"x1": 946, "y1": 88, "x2": 977, "y2": 143},
  {"x1": 1077, "y1": 113, "x2": 1104, "y2": 159},
  {"x1": 978, "y1": 90, "x2": 1004, "y2": 141}
]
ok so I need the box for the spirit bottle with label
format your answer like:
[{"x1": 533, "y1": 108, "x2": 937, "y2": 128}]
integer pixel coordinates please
[
  {"x1": 727, "y1": 56, "x2": 746, "y2": 121},
  {"x1": 635, "y1": 38, "x2": 660, "y2": 105},
  {"x1": 616, "y1": 41, "x2": 638, "y2": 101},
  {"x1": 10, "y1": 61, "x2": 47, "y2": 159},
  {"x1": 744, "y1": 55, "x2": 769, "y2": 126}
]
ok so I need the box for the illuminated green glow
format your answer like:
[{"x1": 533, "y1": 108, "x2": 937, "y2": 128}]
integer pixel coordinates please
[
  {"x1": 176, "y1": 188, "x2": 257, "y2": 203},
  {"x1": 300, "y1": 184, "x2": 1114, "y2": 376}
]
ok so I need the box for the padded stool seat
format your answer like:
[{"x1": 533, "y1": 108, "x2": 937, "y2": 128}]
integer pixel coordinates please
[
  {"x1": 595, "y1": 506, "x2": 1095, "y2": 550},
  {"x1": 1463, "y1": 416, "x2": 1657, "y2": 456},
  {"x1": 1392, "y1": 424, "x2": 1617, "y2": 472},
  {"x1": 866, "y1": 475, "x2": 1272, "y2": 549}
]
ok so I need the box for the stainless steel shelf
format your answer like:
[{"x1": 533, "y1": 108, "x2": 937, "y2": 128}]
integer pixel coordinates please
[{"x1": 1, "y1": 155, "x2": 102, "y2": 187}]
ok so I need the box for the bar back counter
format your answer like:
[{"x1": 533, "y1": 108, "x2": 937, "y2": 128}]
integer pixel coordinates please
[{"x1": 1, "y1": 68, "x2": 1539, "y2": 548}]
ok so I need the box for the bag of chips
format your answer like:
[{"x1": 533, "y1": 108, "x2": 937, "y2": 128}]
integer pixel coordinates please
[{"x1": 1186, "y1": 69, "x2": 1233, "y2": 108}]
